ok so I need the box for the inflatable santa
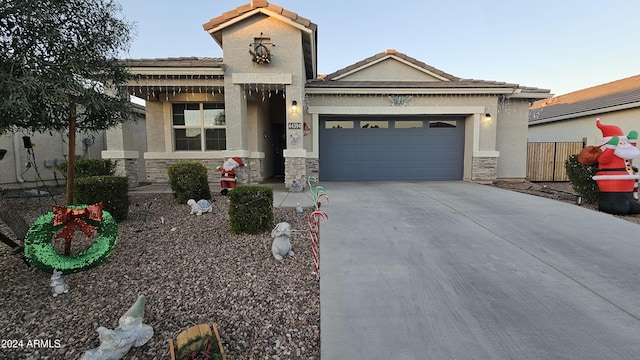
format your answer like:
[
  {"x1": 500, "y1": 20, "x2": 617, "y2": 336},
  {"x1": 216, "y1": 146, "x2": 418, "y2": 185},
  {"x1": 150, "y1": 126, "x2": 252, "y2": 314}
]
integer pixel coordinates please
[
  {"x1": 581, "y1": 119, "x2": 640, "y2": 214},
  {"x1": 216, "y1": 157, "x2": 244, "y2": 195}
]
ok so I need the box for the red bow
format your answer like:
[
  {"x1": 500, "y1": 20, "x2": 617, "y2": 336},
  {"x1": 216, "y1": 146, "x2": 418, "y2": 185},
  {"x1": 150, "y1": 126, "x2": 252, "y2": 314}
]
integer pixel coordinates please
[{"x1": 53, "y1": 203, "x2": 103, "y2": 242}]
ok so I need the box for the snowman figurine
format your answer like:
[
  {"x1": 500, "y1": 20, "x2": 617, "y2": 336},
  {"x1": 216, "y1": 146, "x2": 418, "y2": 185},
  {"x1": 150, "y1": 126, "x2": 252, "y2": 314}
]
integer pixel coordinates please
[{"x1": 50, "y1": 269, "x2": 69, "y2": 297}]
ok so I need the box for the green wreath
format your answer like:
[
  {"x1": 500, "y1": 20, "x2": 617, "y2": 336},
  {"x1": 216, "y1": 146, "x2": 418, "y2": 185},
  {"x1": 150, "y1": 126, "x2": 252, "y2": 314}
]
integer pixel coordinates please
[{"x1": 24, "y1": 205, "x2": 118, "y2": 274}]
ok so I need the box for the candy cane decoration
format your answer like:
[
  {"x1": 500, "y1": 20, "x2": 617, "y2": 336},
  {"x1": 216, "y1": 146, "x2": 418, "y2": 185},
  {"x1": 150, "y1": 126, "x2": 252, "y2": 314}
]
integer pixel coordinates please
[
  {"x1": 307, "y1": 176, "x2": 328, "y2": 209},
  {"x1": 308, "y1": 210, "x2": 328, "y2": 279},
  {"x1": 307, "y1": 176, "x2": 329, "y2": 279},
  {"x1": 631, "y1": 136, "x2": 639, "y2": 201}
]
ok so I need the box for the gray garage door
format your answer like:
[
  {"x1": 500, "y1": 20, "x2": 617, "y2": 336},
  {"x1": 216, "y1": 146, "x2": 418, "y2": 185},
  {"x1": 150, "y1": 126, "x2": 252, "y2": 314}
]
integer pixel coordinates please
[{"x1": 319, "y1": 117, "x2": 464, "y2": 181}]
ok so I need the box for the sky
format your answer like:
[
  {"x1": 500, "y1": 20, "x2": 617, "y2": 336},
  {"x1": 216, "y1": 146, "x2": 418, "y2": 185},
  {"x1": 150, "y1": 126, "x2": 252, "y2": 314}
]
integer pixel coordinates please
[{"x1": 117, "y1": 0, "x2": 640, "y2": 96}]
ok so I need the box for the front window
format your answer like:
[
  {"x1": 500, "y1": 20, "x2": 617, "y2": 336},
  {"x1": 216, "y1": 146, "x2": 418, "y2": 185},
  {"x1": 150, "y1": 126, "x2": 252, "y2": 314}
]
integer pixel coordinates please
[{"x1": 173, "y1": 103, "x2": 226, "y2": 151}]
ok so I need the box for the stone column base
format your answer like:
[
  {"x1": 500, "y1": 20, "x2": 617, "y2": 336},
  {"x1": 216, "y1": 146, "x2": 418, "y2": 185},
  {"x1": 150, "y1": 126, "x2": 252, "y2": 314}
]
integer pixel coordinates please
[
  {"x1": 472, "y1": 156, "x2": 498, "y2": 182},
  {"x1": 285, "y1": 156, "x2": 306, "y2": 192}
]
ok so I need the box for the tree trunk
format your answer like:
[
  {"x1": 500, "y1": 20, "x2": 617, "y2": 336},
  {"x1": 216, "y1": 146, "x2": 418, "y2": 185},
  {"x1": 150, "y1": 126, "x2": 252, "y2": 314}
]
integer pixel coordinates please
[
  {"x1": 64, "y1": 102, "x2": 77, "y2": 256},
  {"x1": 66, "y1": 102, "x2": 76, "y2": 206}
]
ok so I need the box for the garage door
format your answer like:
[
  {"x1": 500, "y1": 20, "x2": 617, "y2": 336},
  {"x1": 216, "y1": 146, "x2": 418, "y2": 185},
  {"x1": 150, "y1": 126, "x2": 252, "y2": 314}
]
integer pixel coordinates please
[{"x1": 319, "y1": 117, "x2": 464, "y2": 181}]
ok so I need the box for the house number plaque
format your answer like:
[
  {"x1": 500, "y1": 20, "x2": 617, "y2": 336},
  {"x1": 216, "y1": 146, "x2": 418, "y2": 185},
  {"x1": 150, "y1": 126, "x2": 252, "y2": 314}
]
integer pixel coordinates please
[{"x1": 288, "y1": 122, "x2": 303, "y2": 129}]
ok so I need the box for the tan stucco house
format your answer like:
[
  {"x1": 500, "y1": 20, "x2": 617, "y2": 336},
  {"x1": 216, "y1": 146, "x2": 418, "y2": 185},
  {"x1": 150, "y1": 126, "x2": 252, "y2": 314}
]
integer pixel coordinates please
[
  {"x1": 102, "y1": 0, "x2": 551, "y2": 190},
  {"x1": 529, "y1": 75, "x2": 640, "y2": 144}
]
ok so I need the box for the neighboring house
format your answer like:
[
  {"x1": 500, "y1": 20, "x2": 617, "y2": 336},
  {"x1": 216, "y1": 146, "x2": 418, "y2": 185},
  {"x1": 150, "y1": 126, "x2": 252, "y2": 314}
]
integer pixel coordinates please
[
  {"x1": 0, "y1": 130, "x2": 105, "y2": 187},
  {"x1": 0, "y1": 104, "x2": 145, "y2": 187},
  {"x1": 528, "y1": 75, "x2": 640, "y2": 145},
  {"x1": 103, "y1": 0, "x2": 550, "y2": 189}
]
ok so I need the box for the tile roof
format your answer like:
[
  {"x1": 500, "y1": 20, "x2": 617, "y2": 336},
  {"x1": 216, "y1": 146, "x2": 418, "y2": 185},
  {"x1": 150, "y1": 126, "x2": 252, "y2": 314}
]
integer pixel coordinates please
[
  {"x1": 122, "y1": 57, "x2": 224, "y2": 68},
  {"x1": 202, "y1": 1, "x2": 317, "y2": 32},
  {"x1": 202, "y1": 1, "x2": 317, "y2": 80},
  {"x1": 321, "y1": 49, "x2": 460, "y2": 82},
  {"x1": 529, "y1": 75, "x2": 640, "y2": 123},
  {"x1": 531, "y1": 75, "x2": 640, "y2": 109},
  {"x1": 308, "y1": 50, "x2": 551, "y2": 95}
]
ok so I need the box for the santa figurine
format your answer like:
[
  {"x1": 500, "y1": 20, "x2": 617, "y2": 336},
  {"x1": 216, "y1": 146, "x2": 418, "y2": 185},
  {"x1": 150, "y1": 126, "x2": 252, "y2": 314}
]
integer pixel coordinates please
[
  {"x1": 582, "y1": 119, "x2": 640, "y2": 214},
  {"x1": 216, "y1": 157, "x2": 244, "y2": 195}
]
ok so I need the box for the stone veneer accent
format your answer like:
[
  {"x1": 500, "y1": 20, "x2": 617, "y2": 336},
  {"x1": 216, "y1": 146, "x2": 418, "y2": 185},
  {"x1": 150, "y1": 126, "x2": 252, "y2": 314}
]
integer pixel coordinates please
[
  {"x1": 247, "y1": 157, "x2": 265, "y2": 183},
  {"x1": 145, "y1": 159, "x2": 227, "y2": 183},
  {"x1": 305, "y1": 158, "x2": 319, "y2": 180},
  {"x1": 114, "y1": 159, "x2": 139, "y2": 186},
  {"x1": 472, "y1": 156, "x2": 498, "y2": 182},
  {"x1": 284, "y1": 157, "x2": 307, "y2": 191},
  {"x1": 143, "y1": 157, "x2": 266, "y2": 185}
]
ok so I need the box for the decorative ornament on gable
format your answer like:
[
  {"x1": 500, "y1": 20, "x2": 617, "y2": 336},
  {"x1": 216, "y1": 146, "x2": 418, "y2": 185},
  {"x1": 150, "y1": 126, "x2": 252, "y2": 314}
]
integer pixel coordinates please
[
  {"x1": 388, "y1": 95, "x2": 413, "y2": 106},
  {"x1": 249, "y1": 32, "x2": 275, "y2": 65}
]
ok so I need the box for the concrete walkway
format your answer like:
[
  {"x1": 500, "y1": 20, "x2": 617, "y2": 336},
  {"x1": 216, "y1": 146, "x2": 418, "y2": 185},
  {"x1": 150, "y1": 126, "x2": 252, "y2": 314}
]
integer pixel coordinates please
[{"x1": 319, "y1": 181, "x2": 640, "y2": 360}]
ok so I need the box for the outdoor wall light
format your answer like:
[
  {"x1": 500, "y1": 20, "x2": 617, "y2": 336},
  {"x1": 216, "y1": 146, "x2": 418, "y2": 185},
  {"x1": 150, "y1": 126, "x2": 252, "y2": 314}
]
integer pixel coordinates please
[
  {"x1": 484, "y1": 113, "x2": 492, "y2": 123},
  {"x1": 291, "y1": 100, "x2": 299, "y2": 113}
]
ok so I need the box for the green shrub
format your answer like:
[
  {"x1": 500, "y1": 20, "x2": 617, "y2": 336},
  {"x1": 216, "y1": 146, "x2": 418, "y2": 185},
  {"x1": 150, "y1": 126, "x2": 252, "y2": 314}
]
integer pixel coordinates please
[
  {"x1": 74, "y1": 176, "x2": 130, "y2": 222},
  {"x1": 565, "y1": 154, "x2": 599, "y2": 204},
  {"x1": 228, "y1": 185, "x2": 274, "y2": 234},
  {"x1": 167, "y1": 162, "x2": 212, "y2": 204},
  {"x1": 57, "y1": 158, "x2": 116, "y2": 178}
]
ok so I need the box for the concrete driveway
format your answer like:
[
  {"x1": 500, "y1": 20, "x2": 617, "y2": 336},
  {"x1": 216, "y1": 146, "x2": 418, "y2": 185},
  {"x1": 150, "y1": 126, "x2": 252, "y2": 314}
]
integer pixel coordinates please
[{"x1": 319, "y1": 181, "x2": 640, "y2": 360}]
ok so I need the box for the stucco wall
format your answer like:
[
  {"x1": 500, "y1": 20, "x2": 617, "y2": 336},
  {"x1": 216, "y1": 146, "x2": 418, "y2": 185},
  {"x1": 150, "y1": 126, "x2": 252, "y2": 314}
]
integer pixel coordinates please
[
  {"x1": 528, "y1": 108, "x2": 640, "y2": 146},
  {"x1": 1, "y1": 130, "x2": 105, "y2": 186},
  {"x1": 337, "y1": 59, "x2": 443, "y2": 82},
  {"x1": 496, "y1": 99, "x2": 531, "y2": 179},
  {"x1": 145, "y1": 101, "x2": 168, "y2": 153}
]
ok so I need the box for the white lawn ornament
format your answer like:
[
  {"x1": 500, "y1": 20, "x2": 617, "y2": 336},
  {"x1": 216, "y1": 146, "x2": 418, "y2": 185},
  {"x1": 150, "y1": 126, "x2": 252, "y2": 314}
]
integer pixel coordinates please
[
  {"x1": 50, "y1": 269, "x2": 69, "y2": 297},
  {"x1": 271, "y1": 222, "x2": 295, "y2": 261},
  {"x1": 187, "y1": 199, "x2": 213, "y2": 216},
  {"x1": 81, "y1": 295, "x2": 154, "y2": 360}
]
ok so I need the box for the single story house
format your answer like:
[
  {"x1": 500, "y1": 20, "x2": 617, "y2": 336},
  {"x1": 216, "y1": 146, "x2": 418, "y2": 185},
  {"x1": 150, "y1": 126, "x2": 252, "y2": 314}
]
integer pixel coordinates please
[
  {"x1": 528, "y1": 75, "x2": 640, "y2": 145},
  {"x1": 103, "y1": 0, "x2": 550, "y2": 190}
]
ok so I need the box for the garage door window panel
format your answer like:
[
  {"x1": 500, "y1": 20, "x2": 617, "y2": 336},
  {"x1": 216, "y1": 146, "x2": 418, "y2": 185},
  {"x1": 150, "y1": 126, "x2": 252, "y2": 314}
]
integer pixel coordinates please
[
  {"x1": 429, "y1": 120, "x2": 457, "y2": 128},
  {"x1": 360, "y1": 120, "x2": 388, "y2": 129},
  {"x1": 325, "y1": 120, "x2": 354, "y2": 129},
  {"x1": 395, "y1": 120, "x2": 424, "y2": 129}
]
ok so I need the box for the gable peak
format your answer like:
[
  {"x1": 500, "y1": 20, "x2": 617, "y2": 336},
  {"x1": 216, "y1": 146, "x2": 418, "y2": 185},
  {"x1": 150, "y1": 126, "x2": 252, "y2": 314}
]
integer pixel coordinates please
[{"x1": 251, "y1": 0, "x2": 268, "y2": 8}]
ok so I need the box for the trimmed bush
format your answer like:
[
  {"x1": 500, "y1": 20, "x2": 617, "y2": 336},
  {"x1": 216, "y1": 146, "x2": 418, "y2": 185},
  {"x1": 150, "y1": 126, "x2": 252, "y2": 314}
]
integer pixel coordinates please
[
  {"x1": 167, "y1": 162, "x2": 212, "y2": 204},
  {"x1": 228, "y1": 185, "x2": 274, "y2": 234},
  {"x1": 75, "y1": 176, "x2": 130, "y2": 222},
  {"x1": 565, "y1": 154, "x2": 599, "y2": 204},
  {"x1": 57, "y1": 158, "x2": 116, "y2": 178}
]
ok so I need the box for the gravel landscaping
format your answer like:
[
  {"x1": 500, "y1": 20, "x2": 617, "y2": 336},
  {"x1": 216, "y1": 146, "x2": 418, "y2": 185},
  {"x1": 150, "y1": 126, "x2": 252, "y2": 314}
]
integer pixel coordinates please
[
  {"x1": 491, "y1": 180, "x2": 640, "y2": 225},
  {"x1": 1, "y1": 190, "x2": 320, "y2": 359},
  {"x1": 1, "y1": 180, "x2": 638, "y2": 360}
]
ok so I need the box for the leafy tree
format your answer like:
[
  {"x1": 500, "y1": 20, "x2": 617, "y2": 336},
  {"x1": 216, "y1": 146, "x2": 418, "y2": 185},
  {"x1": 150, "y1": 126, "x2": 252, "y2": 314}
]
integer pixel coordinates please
[
  {"x1": 0, "y1": 0, "x2": 133, "y2": 252},
  {"x1": 0, "y1": 0, "x2": 133, "y2": 133}
]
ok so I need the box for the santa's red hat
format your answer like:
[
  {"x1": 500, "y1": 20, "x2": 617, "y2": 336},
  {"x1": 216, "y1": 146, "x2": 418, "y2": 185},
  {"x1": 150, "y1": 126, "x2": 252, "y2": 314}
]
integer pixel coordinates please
[
  {"x1": 231, "y1": 157, "x2": 244, "y2": 167},
  {"x1": 597, "y1": 119, "x2": 625, "y2": 145}
]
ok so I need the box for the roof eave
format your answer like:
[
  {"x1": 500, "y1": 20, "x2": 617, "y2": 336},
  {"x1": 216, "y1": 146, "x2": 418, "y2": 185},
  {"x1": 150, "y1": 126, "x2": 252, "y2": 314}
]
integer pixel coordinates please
[
  {"x1": 331, "y1": 55, "x2": 454, "y2": 82},
  {"x1": 205, "y1": 8, "x2": 316, "y2": 48},
  {"x1": 305, "y1": 87, "x2": 521, "y2": 95},
  {"x1": 529, "y1": 101, "x2": 640, "y2": 125}
]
